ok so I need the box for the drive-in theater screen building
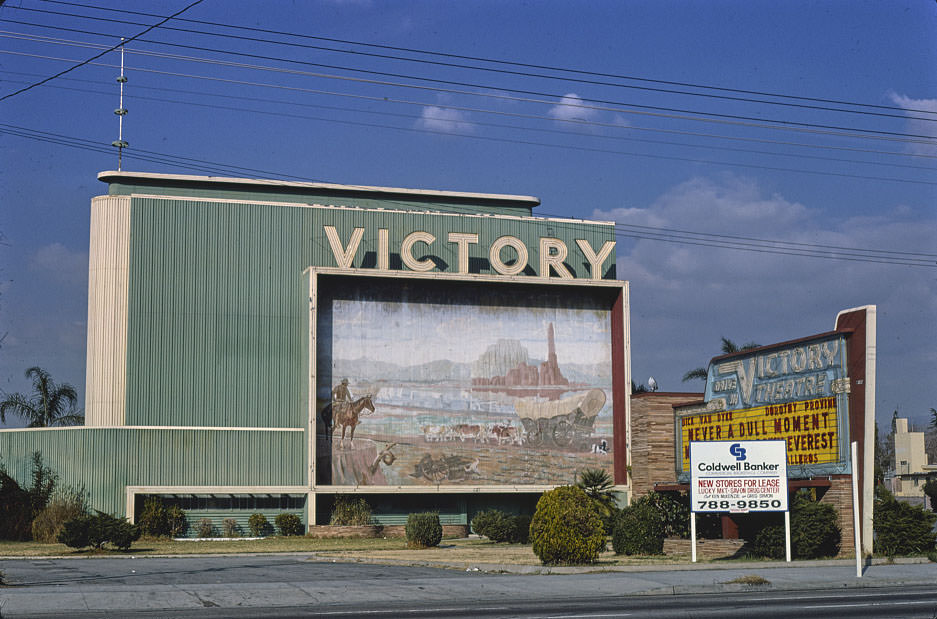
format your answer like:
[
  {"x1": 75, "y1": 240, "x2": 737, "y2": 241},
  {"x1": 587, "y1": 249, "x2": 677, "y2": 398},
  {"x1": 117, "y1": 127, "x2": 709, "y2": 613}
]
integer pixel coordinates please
[{"x1": 0, "y1": 171, "x2": 631, "y2": 532}]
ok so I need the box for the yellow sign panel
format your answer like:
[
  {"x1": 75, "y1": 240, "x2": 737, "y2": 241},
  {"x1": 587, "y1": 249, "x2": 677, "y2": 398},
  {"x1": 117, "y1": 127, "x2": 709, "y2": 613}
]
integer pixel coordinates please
[{"x1": 680, "y1": 397, "x2": 839, "y2": 470}]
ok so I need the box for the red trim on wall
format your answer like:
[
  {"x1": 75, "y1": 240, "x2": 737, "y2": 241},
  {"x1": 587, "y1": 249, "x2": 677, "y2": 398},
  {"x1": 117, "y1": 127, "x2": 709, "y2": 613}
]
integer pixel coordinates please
[
  {"x1": 835, "y1": 309, "x2": 868, "y2": 535},
  {"x1": 611, "y1": 288, "x2": 627, "y2": 485}
]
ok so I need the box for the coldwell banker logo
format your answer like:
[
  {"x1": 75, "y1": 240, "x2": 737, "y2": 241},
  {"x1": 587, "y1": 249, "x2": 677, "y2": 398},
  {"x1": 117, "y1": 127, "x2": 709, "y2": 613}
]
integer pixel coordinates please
[{"x1": 730, "y1": 443, "x2": 747, "y2": 461}]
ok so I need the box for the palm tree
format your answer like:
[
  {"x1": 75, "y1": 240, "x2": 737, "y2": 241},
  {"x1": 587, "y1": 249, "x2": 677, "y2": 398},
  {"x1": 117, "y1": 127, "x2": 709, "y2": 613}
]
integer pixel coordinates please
[
  {"x1": 0, "y1": 367, "x2": 84, "y2": 427},
  {"x1": 577, "y1": 468, "x2": 616, "y2": 509},
  {"x1": 682, "y1": 337, "x2": 760, "y2": 382}
]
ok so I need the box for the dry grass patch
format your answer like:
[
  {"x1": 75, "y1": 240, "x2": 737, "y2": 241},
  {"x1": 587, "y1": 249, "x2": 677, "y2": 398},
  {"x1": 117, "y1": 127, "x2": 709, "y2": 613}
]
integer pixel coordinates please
[
  {"x1": 723, "y1": 574, "x2": 771, "y2": 586},
  {"x1": 0, "y1": 536, "x2": 407, "y2": 558}
]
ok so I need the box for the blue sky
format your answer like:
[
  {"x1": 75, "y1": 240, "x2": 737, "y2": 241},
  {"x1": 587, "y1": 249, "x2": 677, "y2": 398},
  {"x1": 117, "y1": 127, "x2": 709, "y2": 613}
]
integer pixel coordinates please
[{"x1": 1, "y1": 1, "x2": 934, "y2": 429}]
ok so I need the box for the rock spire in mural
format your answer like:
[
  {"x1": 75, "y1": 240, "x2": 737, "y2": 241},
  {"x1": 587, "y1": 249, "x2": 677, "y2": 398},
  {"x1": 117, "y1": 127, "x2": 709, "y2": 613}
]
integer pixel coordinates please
[{"x1": 472, "y1": 322, "x2": 569, "y2": 387}]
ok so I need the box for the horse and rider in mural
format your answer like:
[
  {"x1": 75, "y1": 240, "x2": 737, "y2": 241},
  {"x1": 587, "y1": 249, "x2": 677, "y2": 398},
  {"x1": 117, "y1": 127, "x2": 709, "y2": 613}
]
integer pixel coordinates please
[{"x1": 330, "y1": 379, "x2": 376, "y2": 449}]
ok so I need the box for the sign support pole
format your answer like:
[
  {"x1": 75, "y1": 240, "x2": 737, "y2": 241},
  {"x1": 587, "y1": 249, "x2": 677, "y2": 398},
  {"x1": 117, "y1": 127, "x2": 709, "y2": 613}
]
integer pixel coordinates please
[
  {"x1": 851, "y1": 441, "x2": 862, "y2": 578},
  {"x1": 691, "y1": 513, "x2": 697, "y2": 563},
  {"x1": 784, "y1": 511, "x2": 791, "y2": 562}
]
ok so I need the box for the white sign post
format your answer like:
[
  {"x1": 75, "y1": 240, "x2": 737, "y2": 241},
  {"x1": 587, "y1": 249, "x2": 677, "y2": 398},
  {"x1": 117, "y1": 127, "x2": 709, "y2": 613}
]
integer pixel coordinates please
[{"x1": 690, "y1": 440, "x2": 789, "y2": 562}]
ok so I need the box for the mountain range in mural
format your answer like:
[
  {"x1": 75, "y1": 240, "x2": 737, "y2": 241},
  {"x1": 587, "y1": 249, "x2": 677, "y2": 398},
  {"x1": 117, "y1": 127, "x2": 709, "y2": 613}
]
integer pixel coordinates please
[{"x1": 333, "y1": 324, "x2": 608, "y2": 385}]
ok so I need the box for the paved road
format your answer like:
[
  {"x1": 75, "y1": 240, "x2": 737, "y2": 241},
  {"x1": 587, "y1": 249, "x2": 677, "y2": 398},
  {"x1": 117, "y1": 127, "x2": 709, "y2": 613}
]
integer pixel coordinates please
[{"x1": 1, "y1": 555, "x2": 935, "y2": 618}]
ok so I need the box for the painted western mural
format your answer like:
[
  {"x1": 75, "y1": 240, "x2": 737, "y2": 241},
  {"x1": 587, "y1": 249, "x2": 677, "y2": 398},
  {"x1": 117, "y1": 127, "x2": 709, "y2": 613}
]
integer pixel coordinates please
[{"x1": 315, "y1": 277, "x2": 615, "y2": 487}]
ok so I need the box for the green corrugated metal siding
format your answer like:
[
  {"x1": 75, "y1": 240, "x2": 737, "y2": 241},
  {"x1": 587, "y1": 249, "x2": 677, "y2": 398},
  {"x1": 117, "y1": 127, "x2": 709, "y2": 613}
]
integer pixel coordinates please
[
  {"x1": 126, "y1": 197, "x2": 615, "y2": 428},
  {"x1": 0, "y1": 428, "x2": 304, "y2": 515}
]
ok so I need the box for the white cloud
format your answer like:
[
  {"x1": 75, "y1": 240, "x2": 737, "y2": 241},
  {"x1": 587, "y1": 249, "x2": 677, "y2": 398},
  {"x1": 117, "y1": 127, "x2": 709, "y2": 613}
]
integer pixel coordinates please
[
  {"x1": 28, "y1": 243, "x2": 88, "y2": 287},
  {"x1": 593, "y1": 175, "x2": 937, "y2": 425},
  {"x1": 416, "y1": 106, "x2": 474, "y2": 134},
  {"x1": 548, "y1": 93, "x2": 599, "y2": 122},
  {"x1": 887, "y1": 93, "x2": 937, "y2": 156}
]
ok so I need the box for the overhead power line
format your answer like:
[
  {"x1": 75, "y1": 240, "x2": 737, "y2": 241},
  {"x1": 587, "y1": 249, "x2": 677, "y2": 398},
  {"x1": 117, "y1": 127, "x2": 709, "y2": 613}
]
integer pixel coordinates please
[
  {"x1": 4, "y1": 33, "x2": 937, "y2": 146},
  {"x1": 2, "y1": 69, "x2": 933, "y2": 175},
  {"x1": 31, "y1": 0, "x2": 937, "y2": 117},
  {"x1": 0, "y1": 0, "x2": 203, "y2": 102},
  {"x1": 7, "y1": 3, "x2": 937, "y2": 123},
  {"x1": 1, "y1": 121, "x2": 935, "y2": 269}
]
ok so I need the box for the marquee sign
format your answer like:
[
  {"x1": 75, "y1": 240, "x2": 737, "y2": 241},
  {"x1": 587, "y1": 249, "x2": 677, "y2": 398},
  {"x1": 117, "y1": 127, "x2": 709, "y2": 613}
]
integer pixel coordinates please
[
  {"x1": 677, "y1": 332, "x2": 851, "y2": 479},
  {"x1": 680, "y1": 397, "x2": 839, "y2": 469}
]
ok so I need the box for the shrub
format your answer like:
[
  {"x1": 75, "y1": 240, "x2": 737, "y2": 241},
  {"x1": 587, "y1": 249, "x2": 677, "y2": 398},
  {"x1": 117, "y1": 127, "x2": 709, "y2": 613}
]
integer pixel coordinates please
[
  {"x1": 530, "y1": 486, "x2": 605, "y2": 565},
  {"x1": 31, "y1": 485, "x2": 89, "y2": 543},
  {"x1": 472, "y1": 510, "x2": 531, "y2": 544},
  {"x1": 222, "y1": 518, "x2": 240, "y2": 537},
  {"x1": 166, "y1": 505, "x2": 188, "y2": 538},
  {"x1": 612, "y1": 500, "x2": 665, "y2": 555},
  {"x1": 330, "y1": 496, "x2": 373, "y2": 526},
  {"x1": 874, "y1": 488, "x2": 937, "y2": 556},
  {"x1": 58, "y1": 511, "x2": 140, "y2": 550},
  {"x1": 275, "y1": 513, "x2": 304, "y2": 536},
  {"x1": 197, "y1": 518, "x2": 215, "y2": 538},
  {"x1": 791, "y1": 491, "x2": 840, "y2": 558},
  {"x1": 248, "y1": 513, "x2": 270, "y2": 537},
  {"x1": 0, "y1": 452, "x2": 58, "y2": 541},
  {"x1": 137, "y1": 496, "x2": 170, "y2": 538},
  {"x1": 636, "y1": 491, "x2": 690, "y2": 539},
  {"x1": 471, "y1": 509, "x2": 502, "y2": 537},
  {"x1": 26, "y1": 452, "x2": 57, "y2": 521},
  {"x1": 0, "y1": 470, "x2": 35, "y2": 541},
  {"x1": 748, "y1": 490, "x2": 840, "y2": 559},
  {"x1": 510, "y1": 515, "x2": 532, "y2": 544},
  {"x1": 752, "y1": 525, "x2": 785, "y2": 559},
  {"x1": 405, "y1": 512, "x2": 443, "y2": 548}
]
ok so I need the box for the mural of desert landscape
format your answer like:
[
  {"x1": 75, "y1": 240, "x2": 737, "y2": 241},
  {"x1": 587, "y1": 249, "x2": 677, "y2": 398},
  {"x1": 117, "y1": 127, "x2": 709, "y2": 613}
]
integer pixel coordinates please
[{"x1": 316, "y1": 278, "x2": 615, "y2": 487}]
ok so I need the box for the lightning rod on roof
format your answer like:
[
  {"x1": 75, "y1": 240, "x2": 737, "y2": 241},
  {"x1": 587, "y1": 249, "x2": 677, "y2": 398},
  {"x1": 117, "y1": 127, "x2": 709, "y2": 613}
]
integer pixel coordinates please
[{"x1": 111, "y1": 38, "x2": 129, "y2": 170}]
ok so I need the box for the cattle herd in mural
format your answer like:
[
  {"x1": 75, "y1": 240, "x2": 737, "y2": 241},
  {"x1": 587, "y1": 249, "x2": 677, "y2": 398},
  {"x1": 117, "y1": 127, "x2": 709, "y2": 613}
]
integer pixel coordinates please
[{"x1": 317, "y1": 289, "x2": 614, "y2": 487}]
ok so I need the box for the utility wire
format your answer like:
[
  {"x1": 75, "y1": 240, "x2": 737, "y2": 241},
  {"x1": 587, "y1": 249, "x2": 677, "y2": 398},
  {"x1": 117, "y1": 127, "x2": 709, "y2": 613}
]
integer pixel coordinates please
[
  {"x1": 4, "y1": 26, "x2": 936, "y2": 143},
  {"x1": 3, "y1": 53, "x2": 935, "y2": 185},
  {"x1": 5, "y1": 42, "x2": 937, "y2": 150},
  {"x1": 33, "y1": 0, "x2": 937, "y2": 117},
  {"x1": 18, "y1": 68, "x2": 937, "y2": 161},
  {"x1": 2, "y1": 122, "x2": 932, "y2": 267},
  {"x1": 0, "y1": 0, "x2": 203, "y2": 102},
  {"x1": 8, "y1": 4, "x2": 937, "y2": 123},
  {"x1": 3, "y1": 71, "x2": 932, "y2": 173}
]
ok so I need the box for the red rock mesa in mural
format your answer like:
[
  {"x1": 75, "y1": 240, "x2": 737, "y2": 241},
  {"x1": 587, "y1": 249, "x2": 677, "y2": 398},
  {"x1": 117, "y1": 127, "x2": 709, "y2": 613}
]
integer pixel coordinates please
[{"x1": 472, "y1": 322, "x2": 570, "y2": 388}]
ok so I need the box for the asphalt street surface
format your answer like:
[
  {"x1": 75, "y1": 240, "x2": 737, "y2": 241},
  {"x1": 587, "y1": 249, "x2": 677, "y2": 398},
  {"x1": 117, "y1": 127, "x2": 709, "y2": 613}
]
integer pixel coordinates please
[{"x1": 1, "y1": 555, "x2": 935, "y2": 618}]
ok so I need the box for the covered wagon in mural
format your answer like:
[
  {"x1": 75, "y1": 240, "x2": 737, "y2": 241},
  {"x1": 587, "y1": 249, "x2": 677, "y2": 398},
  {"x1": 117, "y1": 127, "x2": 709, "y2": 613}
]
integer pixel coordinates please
[{"x1": 515, "y1": 388, "x2": 606, "y2": 448}]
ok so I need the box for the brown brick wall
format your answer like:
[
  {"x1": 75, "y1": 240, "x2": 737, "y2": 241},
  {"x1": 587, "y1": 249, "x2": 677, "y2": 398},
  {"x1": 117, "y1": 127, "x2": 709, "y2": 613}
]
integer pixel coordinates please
[
  {"x1": 818, "y1": 475, "x2": 857, "y2": 558},
  {"x1": 630, "y1": 393, "x2": 702, "y2": 497}
]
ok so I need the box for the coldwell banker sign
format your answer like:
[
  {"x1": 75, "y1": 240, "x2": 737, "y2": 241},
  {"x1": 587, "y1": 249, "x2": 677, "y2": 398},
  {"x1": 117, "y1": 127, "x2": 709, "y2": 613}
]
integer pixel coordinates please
[{"x1": 690, "y1": 440, "x2": 788, "y2": 513}]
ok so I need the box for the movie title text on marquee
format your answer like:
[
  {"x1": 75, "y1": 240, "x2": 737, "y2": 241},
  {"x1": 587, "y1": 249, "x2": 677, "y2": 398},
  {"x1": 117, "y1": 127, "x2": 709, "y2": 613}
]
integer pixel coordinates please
[
  {"x1": 705, "y1": 335, "x2": 849, "y2": 410},
  {"x1": 691, "y1": 440, "x2": 788, "y2": 513},
  {"x1": 322, "y1": 225, "x2": 616, "y2": 280},
  {"x1": 681, "y1": 397, "x2": 839, "y2": 469}
]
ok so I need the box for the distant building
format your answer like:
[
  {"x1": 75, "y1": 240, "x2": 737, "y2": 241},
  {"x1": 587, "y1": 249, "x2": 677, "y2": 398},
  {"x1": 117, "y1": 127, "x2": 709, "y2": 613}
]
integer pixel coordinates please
[{"x1": 888, "y1": 417, "x2": 937, "y2": 508}]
